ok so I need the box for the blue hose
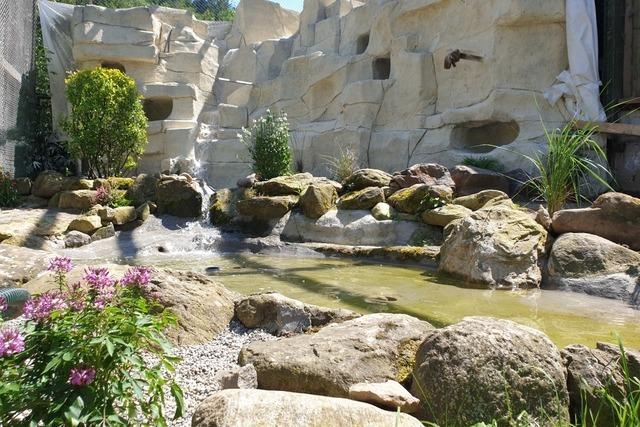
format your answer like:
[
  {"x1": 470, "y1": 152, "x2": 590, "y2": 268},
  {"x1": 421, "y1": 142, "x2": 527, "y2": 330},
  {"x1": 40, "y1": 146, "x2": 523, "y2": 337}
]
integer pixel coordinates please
[{"x1": 0, "y1": 288, "x2": 30, "y2": 306}]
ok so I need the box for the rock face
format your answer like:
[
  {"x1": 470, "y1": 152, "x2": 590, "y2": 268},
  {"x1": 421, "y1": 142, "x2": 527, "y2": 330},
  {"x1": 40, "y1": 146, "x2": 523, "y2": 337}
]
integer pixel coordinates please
[
  {"x1": 143, "y1": 269, "x2": 236, "y2": 345},
  {"x1": 299, "y1": 183, "x2": 337, "y2": 219},
  {"x1": 342, "y1": 169, "x2": 392, "y2": 191},
  {"x1": 236, "y1": 195, "x2": 298, "y2": 220},
  {"x1": 0, "y1": 245, "x2": 49, "y2": 288},
  {"x1": 234, "y1": 292, "x2": 359, "y2": 335},
  {"x1": 238, "y1": 313, "x2": 434, "y2": 397},
  {"x1": 58, "y1": 190, "x2": 98, "y2": 210},
  {"x1": 192, "y1": 389, "x2": 424, "y2": 427},
  {"x1": 155, "y1": 177, "x2": 203, "y2": 218},
  {"x1": 450, "y1": 165, "x2": 510, "y2": 196},
  {"x1": 281, "y1": 210, "x2": 441, "y2": 246},
  {"x1": 439, "y1": 205, "x2": 547, "y2": 288},
  {"x1": 562, "y1": 342, "x2": 640, "y2": 427},
  {"x1": 390, "y1": 164, "x2": 455, "y2": 191},
  {"x1": 337, "y1": 187, "x2": 384, "y2": 210},
  {"x1": 546, "y1": 233, "x2": 640, "y2": 303},
  {"x1": 388, "y1": 184, "x2": 453, "y2": 214},
  {"x1": 420, "y1": 204, "x2": 471, "y2": 227},
  {"x1": 349, "y1": 380, "x2": 421, "y2": 413},
  {"x1": 452, "y1": 189, "x2": 509, "y2": 211},
  {"x1": 552, "y1": 192, "x2": 640, "y2": 250},
  {"x1": 411, "y1": 317, "x2": 569, "y2": 427},
  {"x1": 32, "y1": 170, "x2": 64, "y2": 198}
]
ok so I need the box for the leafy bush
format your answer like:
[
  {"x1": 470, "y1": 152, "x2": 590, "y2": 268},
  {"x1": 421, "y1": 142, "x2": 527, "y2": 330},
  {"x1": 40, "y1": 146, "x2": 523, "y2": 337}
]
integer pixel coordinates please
[
  {"x1": 242, "y1": 110, "x2": 292, "y2": 180},
  {"x1": 0, "y1": 258, "x2": 183, "y2": 426},
  {"x1": 0, "y1": 169, "x2": 19, "y2": 207},
  {"x1": 60, "y1": 68, "x2": 148, "y2": 178},
  {"x1": 462, "y1": 156, "x2": 505, "y2": 173},
  {"x1": 520, "y1": 121, "x2": 613, "y2": 214},
  {"x1": 323, "y1": 146, "x2": 361, "y2": 182}
]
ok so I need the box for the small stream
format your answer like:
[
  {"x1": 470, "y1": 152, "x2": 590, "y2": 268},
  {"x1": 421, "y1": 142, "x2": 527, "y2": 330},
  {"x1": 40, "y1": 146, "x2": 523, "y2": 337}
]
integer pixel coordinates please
[{"x1": 61, "y1": 216, "x2": 640, "y2": 349}]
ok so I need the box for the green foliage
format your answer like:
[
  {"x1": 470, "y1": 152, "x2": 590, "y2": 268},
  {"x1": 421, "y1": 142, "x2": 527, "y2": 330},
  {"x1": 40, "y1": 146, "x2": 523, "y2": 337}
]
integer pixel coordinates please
[
  {"x1": 95, "y1": 186, "x2": 133, "y2": 208},
  {"x1": 322, "y1": 146, "x2": 361, "y2": 182},
  {"x1": 419, "y1": 194, "x2": 446, "y2": 212},
  {"x1": 462, "y1": 156, "x2": 505, "y2": 173},
  {"x1": 0, "y1": 169, "x2": 20, "y2": 208},
  {"x1": 518, "y1": 120, "x2": 613, "y2": 214},
  {"x1": 60, "y1": 68, "x2": 148, "y2": 178},
  {"x1": 243, "y1": 110, "x2": 292, "y2": 180},
  {"x1": 0, "y1": 262, "x2": 183, "y2": 426}
]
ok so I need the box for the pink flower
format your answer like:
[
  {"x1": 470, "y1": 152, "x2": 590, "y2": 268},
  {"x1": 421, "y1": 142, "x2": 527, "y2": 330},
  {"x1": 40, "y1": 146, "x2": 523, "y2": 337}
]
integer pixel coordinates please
[
  {"x1": 83, "y1": 267, "x2": 115, "y2": 290},
  {"x1": 120, "y1": 266, "x2": 153, "y2": 288},
  {"x1": 47, "y1": 256, "x2": 73, "y2": 274},
  {"x1": 0, "y1": 296, "x2": 7, "y2": 313},
  {"x1": 0, "y1": 328, "x2": 25, "y2": 357},
  {"x1": 22, "y1": 292, "x2": 67, "y2": 321},
  {"x1": 68, "y1": 364, "x2": 96, "y2": 386}
]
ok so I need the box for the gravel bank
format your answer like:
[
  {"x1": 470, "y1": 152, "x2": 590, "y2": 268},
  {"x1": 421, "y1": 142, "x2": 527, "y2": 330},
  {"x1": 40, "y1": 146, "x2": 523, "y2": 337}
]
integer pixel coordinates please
[{"x1": 166, "y1": 321, "x2": 275, "y2": 426}]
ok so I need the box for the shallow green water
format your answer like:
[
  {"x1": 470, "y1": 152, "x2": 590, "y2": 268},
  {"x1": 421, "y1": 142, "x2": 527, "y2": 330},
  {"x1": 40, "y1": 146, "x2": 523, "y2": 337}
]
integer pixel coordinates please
[{"x1": 141, "y1": 253, "x2": 640, "y2": 349}]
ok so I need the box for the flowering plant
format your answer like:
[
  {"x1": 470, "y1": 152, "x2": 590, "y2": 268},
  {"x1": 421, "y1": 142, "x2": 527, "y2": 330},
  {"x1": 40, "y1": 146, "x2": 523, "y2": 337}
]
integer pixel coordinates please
[{"x1": 0, "y1": 257, "x2": 183, "y2": 426}]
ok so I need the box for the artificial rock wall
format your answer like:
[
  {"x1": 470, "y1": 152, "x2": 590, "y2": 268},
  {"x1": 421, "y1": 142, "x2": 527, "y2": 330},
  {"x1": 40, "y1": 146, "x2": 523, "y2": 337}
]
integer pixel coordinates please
[{"x1": 56, "y1": 0, "x2": 568, "y2": 188}]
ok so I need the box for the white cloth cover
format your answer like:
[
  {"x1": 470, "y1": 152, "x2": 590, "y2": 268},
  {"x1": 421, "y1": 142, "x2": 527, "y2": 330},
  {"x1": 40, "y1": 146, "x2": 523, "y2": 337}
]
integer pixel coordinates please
[
  {"x1": 545, "y1": 0, "x2": 606, "y2": 122},
  {"x1": 38, "y1": 0, "x2": 75, "y2": 133}
]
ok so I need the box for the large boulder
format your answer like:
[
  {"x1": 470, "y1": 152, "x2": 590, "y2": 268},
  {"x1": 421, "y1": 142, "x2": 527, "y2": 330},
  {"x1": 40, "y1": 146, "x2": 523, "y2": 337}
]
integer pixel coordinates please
[
  {"x1": 236, "y1": 195, "x2": 298, "y2": 220},
  {"x1": 67, "y1": 215, "x2": 102, "y2": 234},
  {"x1": 238, "y1": 313, "x2": 434, "y2": 397},
  {"x1": 209, "y1": 188, "x2": 243, "y2": 225},
  {"x1": 342, "y1": 168, "x2": 392, "y2": 192},
  {"x1": 450, "y1": 165, "x2": 510, "y2": 196},
  {"x1": 349, "y1": 380, "x2": 421, "y2": 413},
  {"x1": 0, "y1": 245, "x2": 49, "y2": 288},
  {"x1": 234, "y1": 292, "x2": 359, "y2": 335},
  {"x1": 420, "y1": 204, "x2": 472, "y2": 227},
  {"x1": 253, "y1": 173, "x2": 315, "y2": 196},
  {"x1": 546, "y1": 233, "x2": 640, "y2": 303},
  {"x1": 388, "y1": 184, "x2": 453, "y2": 214},
  {"x1": 371, "y1": 202, "x2": 396, "y2": 220},
  {"x1": 299, "y1": 183, "x2": 337, "y2": 219},
  {"x1": 32, "y1": 170, "x2": 65, "y2": 198},
  {"x1": 337, "y1": 187, "x2": 384, "y2": 210},
  {"x1": 562, "y1": 342, "x2": 640, "y2": 427},
  {"x1": 390, "y1": 163, "x2": 455, "y2": 191},
  {"x1": 552, "y1": 192, "x2": 640, "y2": 250},
  {"x1": 62, "y1": 177, "x2": 94, "y2": 191},
  {"x1": 192, "y1": 389, "x2": 423, "y2": 427},
  {"x1": 439, "y1": 205, "x2": 547, "y2": 288},
  {"x1": 112, "y1": 206, "x2": 136, "y2": 225},
  {"x1": 452, "y1": 189, "x2": 509, "y2": 211},
  {"x1": 155, "y1": 176, "x2": 203, "y2": 218},
  {"x1": 281, "y1": 210, "x2": 441, "y2": 246},
  {"x1": 125, "y1": 174, "x2": 159, "y2": 206},
  {"x1": 64, "y1": 230, "x2": 91, "y2": 248},
  {"x1": 411, "y1": 317, "x2": 569, "y2": 426},
  {"x1": 58, "y1": 190, "x2": 98, "y2": 210}
]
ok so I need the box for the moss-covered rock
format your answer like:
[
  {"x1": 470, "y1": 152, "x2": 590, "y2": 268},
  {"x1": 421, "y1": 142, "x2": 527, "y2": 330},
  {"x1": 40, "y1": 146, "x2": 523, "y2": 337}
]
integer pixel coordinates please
[
  {"x1": 452, "y1": 189, "x2": 509, "y2": 211},
  {"x1": 107, "y1": 177, "x2": 135, "y2": 190},
  {"x1": 125, "y1": 174, "x2": 159, "y2": 206},
  {"x1": 342, "y1": 169, "x2": 392, "y2": 192},
  {"x1": 337, "y1": 187, "x2": 384, "y2": 210},
  {"x1": 253, "y1": 173, "x2": 314, "y2": 196},
  {"x1": 371, "y1": 202, "x2": 396, "y2": 220},
  {"x1": 421, "y1": 204, "x2": 472, "y2": 227},
  {"x1": 58, "y1": 190, "x2": 98, "y2": 210},
  {"x1": 387, "y1": 184, "x2": 453, "y2": 214},
  {"x1": 156, "y1": 177, "x2": 202, "y2": 218},
  {"x1": 236, "y1": 195, "x2": 298, "y2": 220},
  {"x1": 300, "y1": 183, "x2": 337, "y2": 219},
  {"x1": 32, "y1": 170, "x2": 65, "y2": 199}
]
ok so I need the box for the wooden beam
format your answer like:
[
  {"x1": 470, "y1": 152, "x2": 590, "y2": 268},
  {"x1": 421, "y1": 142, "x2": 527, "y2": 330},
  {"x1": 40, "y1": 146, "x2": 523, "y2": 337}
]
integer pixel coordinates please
[{"x1": 576, "y1": 120, "x2": 640, "y2": 137}]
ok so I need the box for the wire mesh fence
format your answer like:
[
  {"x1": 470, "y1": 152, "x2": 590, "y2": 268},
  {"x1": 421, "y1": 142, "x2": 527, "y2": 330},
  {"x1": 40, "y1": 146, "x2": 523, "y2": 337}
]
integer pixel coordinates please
[{"x1": 0, "y1": 0, "x2": 36, "y2": 176}]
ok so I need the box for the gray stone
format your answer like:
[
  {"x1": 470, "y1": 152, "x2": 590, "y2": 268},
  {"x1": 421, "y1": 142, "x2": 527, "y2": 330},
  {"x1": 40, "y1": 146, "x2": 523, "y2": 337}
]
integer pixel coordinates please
[
  {"x1": 236, "y1": 195, "x2": 298, "y2": 220},
  {"x1": 32, "y1": 170, "x2": 64, "y2": 198},
  {"x1": 349, "y1": 380, "x2": 421, "y2": 413},
  {"x1": 234, "y1": 292, "x2": 359, "y2": 335},
  {"x1": 238, "y1": 313, "x2": 434, "y2": 397},
  {"x1": 217, "y1": 364, "x2": 258, "y2": 390},
  {"x1": 91, "y1": 223, "x2": 115, "y2": 241},
  {"x1": 64, "y1": 230, "x2": 91, "y2": 248},
  {"x1": 342, "y1": 168, "x2": 392, "y2": 191},
  {"x1": 420, "y1": 204, "x2": 471, "y2": 227},
  {"x1": 125, "y1": 174, "x2": 158, "y2": 206},
  {"x1": 156, "y1": 178, "x2": 203, "y2": 218},
  {"x1": 0, "y1": 245, "x2": 49, "y2": 288},
  {"x1": 452, "y1": 189, "x2": 509, "y2": 211},
  {"x1": 192, "y1": 389, "x2": 424, "y2": 427},
  {"x1": 337, "y1": 187, "x2": 384, "y2": 210},
  {"x1": 450, "y1": 165, "x2": 510, "y2": 196},
  {"x1": 411, "y1": 317, "x2": 569, "y2": 426}
]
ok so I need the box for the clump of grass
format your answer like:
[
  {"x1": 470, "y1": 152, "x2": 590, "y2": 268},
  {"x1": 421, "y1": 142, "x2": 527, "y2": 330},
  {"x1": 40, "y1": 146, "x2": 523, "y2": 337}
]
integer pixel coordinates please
[
  {"x1": 462, "y1": 156, "x2": 505, "y2": 173},
  {"x1": 322, "y1": 146, "x2": 360, "y2": 182}
]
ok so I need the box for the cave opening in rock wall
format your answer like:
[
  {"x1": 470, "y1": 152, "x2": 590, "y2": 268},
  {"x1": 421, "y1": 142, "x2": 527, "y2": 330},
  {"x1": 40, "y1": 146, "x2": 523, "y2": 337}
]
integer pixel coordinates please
[
  {"x1": 142, "y1": 97, "x2": 173, "y2": 121},
  {"x1": 450, "y1": 121, "x2": 520, "y2": 153},
  {"x1": 356, "y1": 34, "x2": 370, "y2": 54},
  {"x1": 100, "y1": 61, "x2": 126, "y2": 73},
  {"x1": 372, "y1": 57, "x2": 391, "y2": 80}
]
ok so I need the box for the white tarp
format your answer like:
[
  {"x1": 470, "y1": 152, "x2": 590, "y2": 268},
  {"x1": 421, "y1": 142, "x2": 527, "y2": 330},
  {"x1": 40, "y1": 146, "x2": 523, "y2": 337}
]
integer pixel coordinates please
[
  {"x1": 546, "y1": 0, "x2": 606, "y2": 122},
  {"x1": 38, "y1": 0, "x2": 75, "y2": 133}
]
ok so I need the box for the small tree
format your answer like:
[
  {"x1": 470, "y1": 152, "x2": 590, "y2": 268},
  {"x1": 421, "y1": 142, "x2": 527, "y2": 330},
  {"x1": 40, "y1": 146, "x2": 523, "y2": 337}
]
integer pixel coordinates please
[
  {"x1": 60, "y1": 68, "x2": 147, "y2": 178},
  {"x1": 242, "y1": 110, "x2": 292, "y2": 180}
]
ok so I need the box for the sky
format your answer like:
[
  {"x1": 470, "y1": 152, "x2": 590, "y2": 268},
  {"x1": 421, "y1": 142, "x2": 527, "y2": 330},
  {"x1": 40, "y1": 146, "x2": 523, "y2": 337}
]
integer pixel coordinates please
[{"x1": 274, "y1": 0, "x2": 303, "y2": 11}]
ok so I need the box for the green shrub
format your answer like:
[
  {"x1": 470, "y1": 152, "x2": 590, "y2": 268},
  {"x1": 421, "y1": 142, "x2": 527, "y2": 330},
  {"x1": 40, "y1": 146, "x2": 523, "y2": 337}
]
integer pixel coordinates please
[
  {"x1": 419, "y1": 194, "x2": 446, "y2": 212},
  {"x1": 94, "y1": 186, "x2": 133, "y2": 208},
  {"x1": 0, "y1": 258, "x2": 183, "y2": 425},
  {"x1": 0, "y1": 169, "x2": 19, "y2": 208},
  {"x1": 462, "y1": 156, "x2": 505, "y2": 173},
  {"x1": 60, "y1": 68, "x2": 148, "y2": 178},
  {"x1": 242, "y1": 110, "x2": 292, "y2": 180},
  {"x1": 322, "y1": 146, "x2": 361, "y2": 182}
]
